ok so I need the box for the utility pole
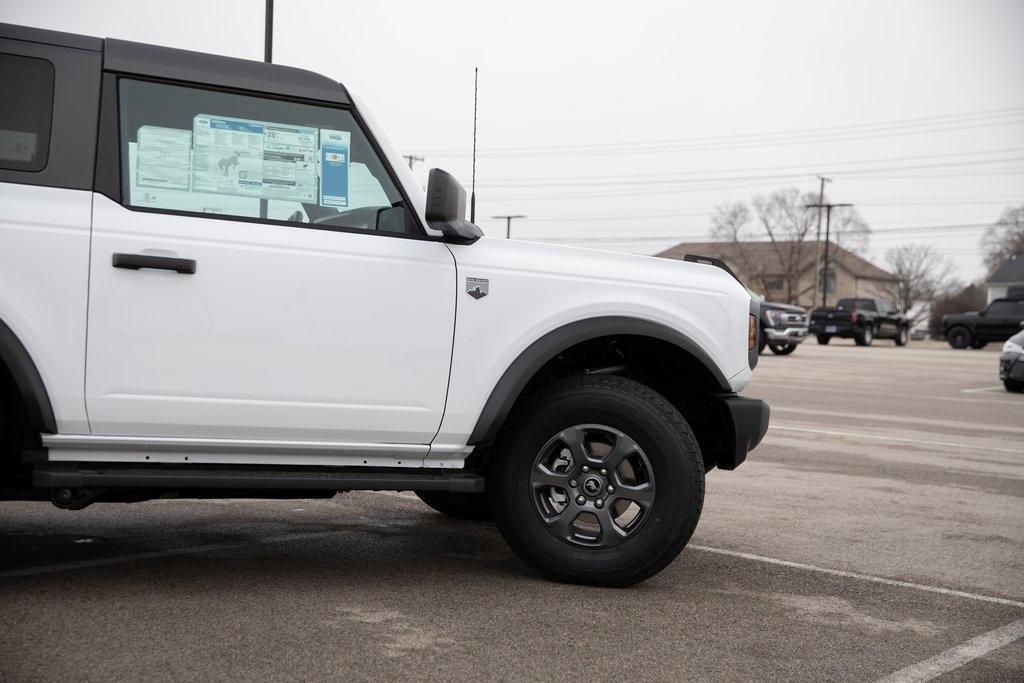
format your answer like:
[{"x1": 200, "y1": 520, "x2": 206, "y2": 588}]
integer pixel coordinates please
[
  {"x1": 492, "y1": 214, "x2": 526, "y2": 239},
  {"x1": 402, "y1": 154, "x2": 424, "y2": 169},
  {"x1": 804, "y1": 202, "x2": 853, "y2": 307},
  {"x1": 812, "y1": 176, "x2": 831, "y2": 307}
]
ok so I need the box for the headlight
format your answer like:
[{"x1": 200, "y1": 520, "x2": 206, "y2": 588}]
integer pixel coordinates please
[
  {"x1": 1003, "y1": 339, "x2": 1024, "y2": 355},
  {"x1": 764, "y1": 310, "x2": 781, "y2": 326}
]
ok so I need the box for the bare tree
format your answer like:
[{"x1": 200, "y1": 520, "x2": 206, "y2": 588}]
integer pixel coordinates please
[
  {"x1": 708, "y1": 200, "x2": 770, "y2": 292},
  {"x1": 750, "y1": 188, "x2": 818, "y2": 304},
  {"x1": 709, "y1": 201, "x2": 751, "y2": 242},
  {"x1": 980, "y1": 204, "x2": 1024, "y2": 275},
  {"x1": 708, "y1": 187, "x2": 872, "y2": 305},
  {"x1": 878, "y1": 244, "x2": 958, "y2": 327}
]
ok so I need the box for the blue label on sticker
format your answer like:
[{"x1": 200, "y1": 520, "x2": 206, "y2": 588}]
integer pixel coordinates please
[{"x1": 320, "y1": 130, "x2": 350, "y2": 208}]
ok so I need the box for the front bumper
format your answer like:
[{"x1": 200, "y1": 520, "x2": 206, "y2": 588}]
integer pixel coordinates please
[
  {"x1": 764, "y1": 326, "x2": 809, "y2": 344},
  {"x1": 1000, "y1": 352, "x2": 1024, "y2": 381},
  {"x1": 714, "y1": 394, "x2": 770, "y2": 470}
]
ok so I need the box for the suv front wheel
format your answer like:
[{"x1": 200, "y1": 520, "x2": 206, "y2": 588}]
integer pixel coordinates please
[{"x1": 488, "y1": 374, "x2": 704, "y2": 587}]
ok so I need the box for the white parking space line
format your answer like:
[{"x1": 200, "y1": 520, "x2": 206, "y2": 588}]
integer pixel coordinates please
[
  {"x1": 875, "y1": 618, "x2": 1024, "y2": 683},
  {"x1": 961, "y1": 385, "x2": 1009, "y2": 394},
  {"x1": 690, "y1": 545, "x2": 1024, "y2": 609},
  {"x1": 771, "y1": 406, "x2": 1024, "y2": 435},
  {"x1": 768, "y1": 424, "x2": 1024, "y2": 455}
]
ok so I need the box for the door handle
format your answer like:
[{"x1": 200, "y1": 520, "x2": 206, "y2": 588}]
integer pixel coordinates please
[{"x1": 112, "y1": 253, "x2": 196, "y2": 275}]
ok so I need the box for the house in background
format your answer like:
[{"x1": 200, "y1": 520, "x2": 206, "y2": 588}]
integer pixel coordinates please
[
  {"x1": 657, "y1": 240, "x2": 897, "y2": 309},
  {"x1": 986, "y1": 253, "x2": 1024, "y2": 303}
]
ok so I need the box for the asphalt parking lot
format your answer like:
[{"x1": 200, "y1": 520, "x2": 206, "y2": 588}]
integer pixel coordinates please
[{"x1": 1, "y1": 340, "x2": 1021, "y2": 681}]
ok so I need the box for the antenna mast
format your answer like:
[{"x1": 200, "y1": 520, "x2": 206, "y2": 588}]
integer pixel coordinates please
[{"x1": 470, "y1": 67, "x2": 478, "y2": 223}]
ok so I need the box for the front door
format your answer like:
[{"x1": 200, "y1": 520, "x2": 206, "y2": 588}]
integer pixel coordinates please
[{"x1": 85, "y1": 78, "x2": 455, "y2": 449}]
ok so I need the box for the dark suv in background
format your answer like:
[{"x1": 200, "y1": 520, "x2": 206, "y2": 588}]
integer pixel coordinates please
[
  {"x1": 942, "y1": 296, "x2": 1024, "y2": 349},
  {"x1": 809, "y1": 298, "x2": 910, "y2": 347}
]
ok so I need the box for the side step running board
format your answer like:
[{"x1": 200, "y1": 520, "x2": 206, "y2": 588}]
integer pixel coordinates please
[{"x1": 33, "y1": 464, "x2": 484, "y2": 494}]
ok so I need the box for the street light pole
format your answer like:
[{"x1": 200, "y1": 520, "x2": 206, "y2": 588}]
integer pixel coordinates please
[
  {"x1": 492, "y1": 214, "x2": 526, "y2": 239},
  {"x1": 805, "y1": 202, "x2": 853, "y2": 307}
]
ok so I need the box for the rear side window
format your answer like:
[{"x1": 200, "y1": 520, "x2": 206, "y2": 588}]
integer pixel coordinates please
[
  {"x1": 0, "y1": 53, "x2": 55, "y2": 172},
  {"x1": 117, "y1": 78, "x2": 416, "y2": 235},
  {"x1": 987, "y1": 301, "x2": 1012, "y2": 315}
]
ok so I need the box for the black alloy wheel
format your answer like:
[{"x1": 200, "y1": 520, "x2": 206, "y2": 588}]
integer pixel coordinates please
[{"x1": 529, "y1": 424, "x2": 655, "y2": 548}]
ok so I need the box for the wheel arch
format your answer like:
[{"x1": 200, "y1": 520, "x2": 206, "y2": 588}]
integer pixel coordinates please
[
  {"x1": 0, "y1": 317, "x2": 57, "y2": 434},
  {"x1": 467, "y1": 316, "x2": 731, "y2": 447}
]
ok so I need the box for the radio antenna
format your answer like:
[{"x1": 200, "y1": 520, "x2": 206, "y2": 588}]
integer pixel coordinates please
[{"x1": 470, "y1": 66, "x2": 478, "y2": 223}]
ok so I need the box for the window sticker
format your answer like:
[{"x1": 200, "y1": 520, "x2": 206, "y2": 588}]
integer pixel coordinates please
[
  {"x1": 192, "y1": 116, "x2": 266, "y2": 198},
  {"x1": 319, "y1": 129, "x2": 351, "y2": 208},
  {"x1": 128, "y1": 141, "x2": 259, "y2": 216},
  {"x1": 262, "y1": 123, "x2": 319, "y2": 202},
  {"x1": 191, "y1": 115, "x2": 319, "y2": 203},
  {"x1": 136, "y1": 126, "x2": 192, "y2": 191}
]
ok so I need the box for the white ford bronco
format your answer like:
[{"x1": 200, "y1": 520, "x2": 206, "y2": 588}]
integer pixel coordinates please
[{"x1": 0, "y1": 23, "x2": 769, "y2": 586}]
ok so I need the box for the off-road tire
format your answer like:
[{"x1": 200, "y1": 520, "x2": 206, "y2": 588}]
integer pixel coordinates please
[
  {"x1": 415, "y1": 491, "x2": 492, "y2": 520},
  {"x1": 769, "y1": 342, "x2": 797, "y2": 355},
  {"x1": 894, "y1": 327, "x2": 909, "y2": 346},
  {"x1": 854, "y1": 326, "x2": 874, "y2": 346},
  {"x1": 488, "y1": 374, "x2": 704, "y2": 587},
  {"x1": 946, "y1": 326, "x2": 972, "y2": 349},
  {"x1": 817, "y1": 335, "x2": 832, "y2": 345},
  {"x1": 1005, "y1": 379, "x2": 1024, "y2": 393}
]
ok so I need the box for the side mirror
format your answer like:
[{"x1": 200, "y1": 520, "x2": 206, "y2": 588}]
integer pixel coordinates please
[{"x1": 425, "y1": 169, "x2": 483, "y2": 241}]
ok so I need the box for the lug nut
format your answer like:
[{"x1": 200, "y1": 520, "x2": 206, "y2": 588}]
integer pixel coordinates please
[
  {"x1": 581, "y1": 465, "x2": 590, "y2": 473},
  {"x1": 600, "y1": 468, "x2": 607, "y2": 476},
  {"x1": 576, "y1": 495, "x2": 586, "y2": 505},
  {"x1": 595, "y1": 499, "x2": 605, "y2": 508},
  {"x1": 569, "y1": 479, "x2": 578, "y2": 487},
  {"x1": 607, "y1": 485, "x2": 615, "y2": 493}
]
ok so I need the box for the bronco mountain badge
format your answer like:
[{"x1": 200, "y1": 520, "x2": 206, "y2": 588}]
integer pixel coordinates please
[{"x1": 466, "y1": 277, "x2": 489, "y2": 299}]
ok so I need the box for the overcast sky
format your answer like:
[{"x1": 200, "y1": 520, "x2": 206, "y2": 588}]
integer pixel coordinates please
[{"x1": 3, "y1": 0, "x2": 1022, "y2": 281}]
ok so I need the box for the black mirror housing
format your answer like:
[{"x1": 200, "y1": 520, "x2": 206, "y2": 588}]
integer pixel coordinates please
[{"x1": 425, "y1": 169, "x2": 483, "y2": 241}]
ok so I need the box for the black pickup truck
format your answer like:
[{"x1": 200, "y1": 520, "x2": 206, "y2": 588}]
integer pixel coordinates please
[
  {"x1": 942, "y1": 296, "x2": 1024, "y2": 349},
  {"x1": 809, "y1": 298, "x2": 910, "y2": 347}
]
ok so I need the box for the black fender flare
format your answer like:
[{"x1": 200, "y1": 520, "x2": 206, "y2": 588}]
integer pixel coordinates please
[
  {"x1": 467, "y1": 316, "x2": 730, "y2": 445},
  {"x1": 0, "y1": 318, "x2": 57, "y2": 433}
]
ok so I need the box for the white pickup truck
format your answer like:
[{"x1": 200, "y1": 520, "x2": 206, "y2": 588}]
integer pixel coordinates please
[{"x1": 0, "y1": 22, "x2": 768, "y2": 586}]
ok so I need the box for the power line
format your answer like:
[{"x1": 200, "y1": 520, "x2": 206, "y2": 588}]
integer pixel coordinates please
[
  {"x1": 475, "y1": 146, "x2": 1024, "y2": 185},
  {"x1": 521, "y1": 221, "x2": 997, "y2": 243},
  {"x1": 476, "y1": 155, "x2": 1024, "y2": 189},
  {"x1": 420, "y1": 108, "x2": 1024, "y2": 157},
  {"x1": 479, "y1": 168, "x2": 1024, "y2": 202}
]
